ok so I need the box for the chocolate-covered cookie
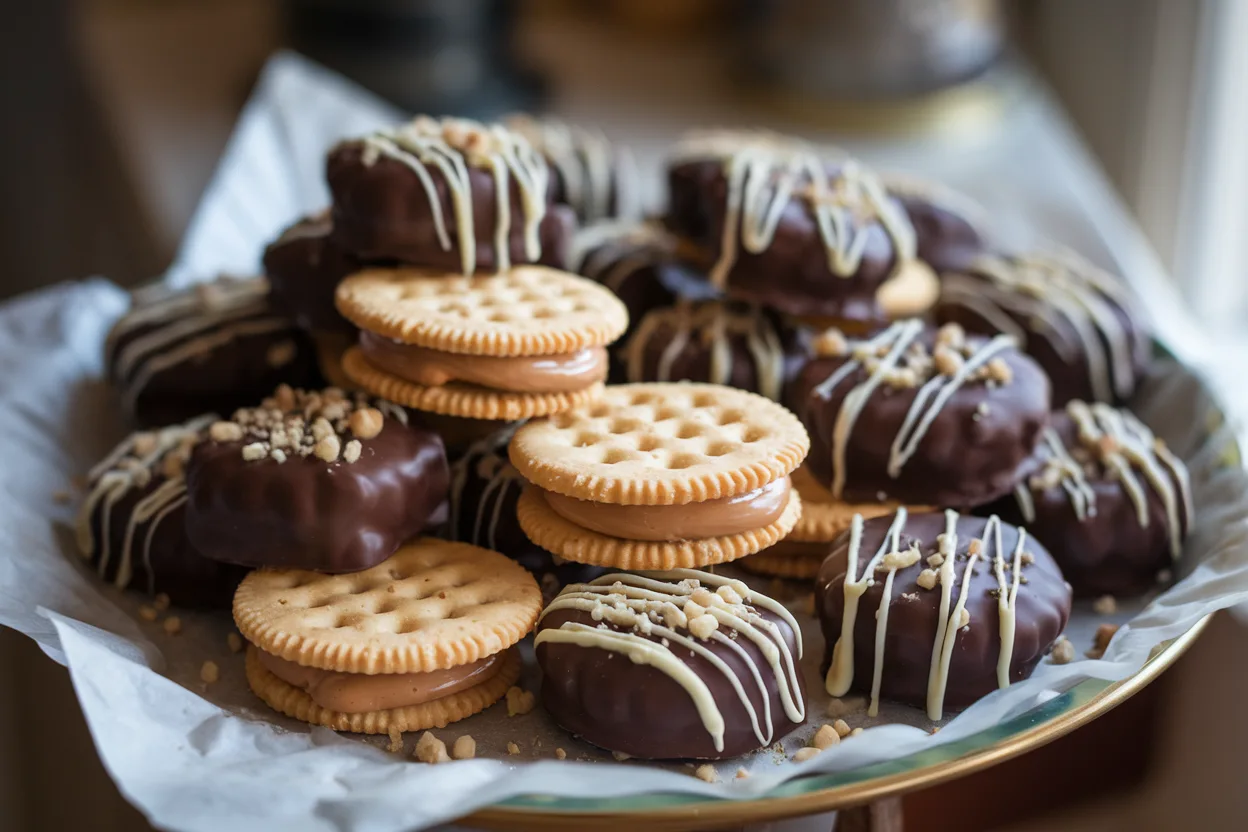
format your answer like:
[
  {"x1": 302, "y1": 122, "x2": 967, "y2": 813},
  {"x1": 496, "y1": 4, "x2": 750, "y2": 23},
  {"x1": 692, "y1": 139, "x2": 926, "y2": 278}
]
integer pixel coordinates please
[
  {"x1": 569, "y1": 222, "x2": 697, "y2": 337},
  {"x1": 984, "y1": 401, "x2": 1192, "y2": 597},
  {"x1": 186, "y1": 386, "x2": 449, "y2": 572},
  {"x1": 76, "y1": 416, "x2": 248, "y2": 608},
  {"x1": 935, "y1": 251, "x2": 1151, "y2": 405},
  {"x1": 817, "y1": 510, "x2": 1071, "y2": 720},
  {"x1": 791, "y1": 320, "x2": 1050, "y2": 508},
  {"x1": 106, "y1": 277, "x2": 322, "y2": 426},
  {"x1": 618, "y1": 300, "x2": 809, "y2": 401},
  {"x1": 507, "y1": 115, "x2": 636, "y2": 224},
  {"x1": 263, "y1": 212, "x2": 363, "y2": 337},
  {"x1": 447, "y1": 425, "x2": 604, "y2": 599},
  {"x1": 327, "y1": 116, "x2": 575, "y2": 273},
  {"x1": 536, "y1": 570, "x2": 806, "y2": 759},
  {"x1": 883, "y1": 175, "x2": 988, "y2": 273},
  {"x1": 665, "y1": 131, "x2": 916, "y2": 321}
]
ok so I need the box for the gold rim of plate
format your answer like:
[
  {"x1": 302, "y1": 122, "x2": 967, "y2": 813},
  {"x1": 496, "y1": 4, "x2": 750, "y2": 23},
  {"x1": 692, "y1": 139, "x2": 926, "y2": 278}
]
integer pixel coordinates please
[{"x1": 466, "y1": 614, "x2": 1211, "y2": 831}]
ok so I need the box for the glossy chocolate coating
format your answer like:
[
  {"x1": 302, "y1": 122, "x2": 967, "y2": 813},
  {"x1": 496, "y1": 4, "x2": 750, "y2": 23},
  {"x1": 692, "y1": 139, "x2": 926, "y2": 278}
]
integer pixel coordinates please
[
  {"x1": 446, "y1": 426, "x2": 603, "y2": 598},
  {"x1": 790, "y1": 333, "x2": 1051, "y2": 507},
  {"x1": 263, "y1": 213, "x2": 364, "y2": 336},
  {"x1": 617, "y1": 301, "x2": 811, "y2": 398},
  {"x1": 892, "y1": 191, "x2": 985, "y2": 274},
  {"x1": 82, "y1": 464, "x2": 247, "y2": 610},
  {"x1": 816, "y1": 512, "x2": 1071, "y2": 711},
  {"x1": 186, "y1": 418, "x2": 449, "y2": 572},
  {"x1": 326, "y1": 142, "x2": 576, "y2": 271},
  {"x1": 982, "y1": 411, "x2": 1187, "y2": 597},
  {"x1": 570, "y1": 225, "x2": 688, "y2": 339},
  {"x1": 934, "y1": 258, "x2": 1151, "y2": 406},
  {"x1": 106, "y1": 282, "x2": 323, "y2": 428},
  {"x1": 537, "y1": 606, "x2": 805, "y2": 759},
  {"x1": 665, "y1": 159, "x2": 903, "y2": 320}
]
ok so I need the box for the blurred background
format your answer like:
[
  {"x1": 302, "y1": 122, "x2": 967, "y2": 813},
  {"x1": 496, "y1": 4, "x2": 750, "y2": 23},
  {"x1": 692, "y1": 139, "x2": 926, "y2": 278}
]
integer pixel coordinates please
[{"x1": 2, "y1": 1, "x2": 1247, "y2": 830}]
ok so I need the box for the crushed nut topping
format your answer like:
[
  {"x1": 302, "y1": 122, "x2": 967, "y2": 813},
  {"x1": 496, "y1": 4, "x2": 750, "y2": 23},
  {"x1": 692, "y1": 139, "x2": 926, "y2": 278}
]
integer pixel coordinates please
[
  {"x1": 451, "y1": 735, "x2": 476, "y2": 760},
  {"x1": 814, "y1": 328, "x2": 850, "y2": 357},
  {"x1": 832, "y1": 719, "x2": 852, "y2": 738},
  {"x1": 162, "y1": 616, "x2": 182, "y2": 635},
  {"x1": 812, "y1": 724, "x2": 841, "y2": 750},
  {"x1": 506, "y1": 686, "x2": 536, "y2": 717},
  {"x1": 1092, "y1": 595, "x2": 1118, "y2": 615},
  {"x1": 694, "y1": 763, "x2": 719, "y2": 782},
  {"x1": 1049, "y1": 636, "x2": 1075, "y2": 664},
  {"x1": 226, "y1": 632, "x2": 244, "y2": 653},
  {"x1": 554, "y1": 747, "x2": 567, "y2": 761},
  {"x1": 792, "y1": 747, "x2": 822, "y2": 763},
  {"x1": 199, "y1": 661, "x2": 220, "y2": 685},
  {"x1": 415, "y1": 732, "x2": 450, "y2": 763},
  {"x1": 213, "y1": 386, "x2": 405, "y2": 465},
  {"x1": 916, "y1": 569, "x2": 939, "y2": 590},
  {"x1": 507, "y1": 741, "x2": 521, "y2": 756},
  {"x1": 1087, "y1": 623, "x2": 1119, "y2": 659}
]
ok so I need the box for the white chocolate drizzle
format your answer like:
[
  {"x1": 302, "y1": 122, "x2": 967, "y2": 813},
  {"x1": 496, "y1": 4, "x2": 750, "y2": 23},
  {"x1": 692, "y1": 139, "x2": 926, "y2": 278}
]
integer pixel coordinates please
[
  {"x1": 106, "y1": 278, "x2": 292, "y2": 418},
  {"x1": 671, "y1": 132, "x2": 916, "y2": 290},
  {"x1": 622, "y1": 301, "x2": 787, "y2": 400},
  {"x1": 75, "y1": 415, "x2": 215, "y2": 593},
  {"x1": 811, "y1": 320, "x2": 1017, "y2": 499},
  {"x1": 940, "y1": 251, "x2": 1145, "y2": 402},
  {"x1": 1062, "y1": 401, "x2": 1192, "y2": 558},
  {"x1": 353, "y1": 117, "x2": 550, "y2": 275},
  {"x1": 569, "y1": 221, "x2": 680, "y2": 295},
  {"x1": 507, "y1": 115, "x2": 636, "y2": 223},
  {"x1": 1015, "y1": 426, "x2": 1097, "y2": 524},
  {"x1": 536, "y1": 569, "x2": 804, "y2": 752},
  {"x1": 448, "y1": 425, "x2": 523, "y2": 550},
  {"x1": 826, "y1": 510, "x2": 1033, "y2": 721}
]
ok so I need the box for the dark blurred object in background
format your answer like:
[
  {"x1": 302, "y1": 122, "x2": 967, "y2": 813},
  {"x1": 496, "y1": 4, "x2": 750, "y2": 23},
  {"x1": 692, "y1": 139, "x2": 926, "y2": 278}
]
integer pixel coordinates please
[
  {"x1": 283, "y1": 0, "x2": 544, "y2": 116},
  {"x1": 737, "y1": 0, "x2": 1006, "y2": 99}
]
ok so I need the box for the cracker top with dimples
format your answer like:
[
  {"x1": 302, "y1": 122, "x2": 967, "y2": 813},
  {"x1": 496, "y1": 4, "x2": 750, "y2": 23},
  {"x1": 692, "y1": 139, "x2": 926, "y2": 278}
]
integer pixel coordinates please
[
  {"x1": 335, "y1": 265, "x2": 628, "y2": 356},
  {"x1": 509, "y1": 382, "x2": 809, "y2": 505},
  {"x1": 233, "y1": 538, "x2": 542, "y2": 675}
]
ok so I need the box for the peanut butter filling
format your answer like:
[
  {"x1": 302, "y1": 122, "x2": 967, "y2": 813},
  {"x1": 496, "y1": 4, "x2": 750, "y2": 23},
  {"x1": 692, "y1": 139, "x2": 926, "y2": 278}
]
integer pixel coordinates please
[
  {"x1": 541, "y1": 477, "x2": 792, "y2": 541},
  {"x1": 360, "y1": 331, "x2": 608, "y2": 393},
  {"x1": 257, "y1": 647, "x2": 505, "y2": 714}
]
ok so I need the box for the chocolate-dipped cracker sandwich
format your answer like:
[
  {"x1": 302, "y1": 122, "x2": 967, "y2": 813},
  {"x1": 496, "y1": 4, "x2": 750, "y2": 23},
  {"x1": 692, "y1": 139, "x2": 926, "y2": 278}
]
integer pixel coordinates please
[
  {"x1": 76, "y1": 416, "x2": 247, "y2": 609},
  {"x1": 263, "y1": 212, "x2": 365, "y2": 387},
  {"x1": 536, "y1": 570, "x2": 805, "y2": 759},
  {"x1": 790, "y1": 320, "x2": 1051, "y2": 508},
  {"x1": 817, "y1": 510, "x2": 1071, "y2": 720},
  {"x1": 326, "y1": 116, "x2": 575, "y2": 273},
  {"x1": 618, "y1": 300, "x2": 809, "y2": 401},
  {"x1": 984, "y1": 401, "x2": 1192, "y2": 598},
  {"x1": 337, "y1": 266, "x2": 628, "y2": 421},
  {"x1": 510, "y1": 383, "x2": 808, "y2": 570},
  {"x1": 882, "y1": 174, "x2": 990, "y2": 274},
  {"x1": 185, "y1": 386, "x2": 449, "y2": 573},
  {"x1": 935, "y1": 250, "x2": 1151, "y2": 405},
  {"x1": 236, "y1": 538, "x2": 542, "y2": 734},
  {"x1": 665, "y1": 130, "x2": 917, "y2": 327},
  {"x1": 447, "y1": 424, "x2": 606, "y2": 599},
  {"x1": 506, "y1": 114, "x2": 637, "y2": 225},
  {"x1": 568, "y1": 221, "x2": 694, "y2": 339},
  {"x1": 105, "y1": 277, "x2": 321, "y2": 426}
]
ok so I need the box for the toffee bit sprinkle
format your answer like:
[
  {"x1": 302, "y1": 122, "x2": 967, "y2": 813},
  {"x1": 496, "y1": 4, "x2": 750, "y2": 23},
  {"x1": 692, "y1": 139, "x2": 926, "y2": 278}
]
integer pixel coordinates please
[
  {"x1": 554, "y1": 747, "x2": 567, "y2": 761},
  {"x1": 1049, "y1": 637, "x2": 1075, "y2": 664},
  {"x1": 507, "y1": 742, "x2": 521, "y2": 756},
  {"x1": 694, "y1": 763, "x2": 719, "y2": 782},
  {"x1": 199, "y1": 660, "x2": 220, "y2": 685},
  {"x1": 451, "y1": 735, "x2": 476, "y2": 760}
]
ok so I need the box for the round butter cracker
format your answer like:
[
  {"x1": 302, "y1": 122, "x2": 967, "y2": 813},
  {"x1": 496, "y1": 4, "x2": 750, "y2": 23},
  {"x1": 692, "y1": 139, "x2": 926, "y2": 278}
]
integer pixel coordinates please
[{"x1": 509, "y1": 382, "x2": 809, "y2": 506}]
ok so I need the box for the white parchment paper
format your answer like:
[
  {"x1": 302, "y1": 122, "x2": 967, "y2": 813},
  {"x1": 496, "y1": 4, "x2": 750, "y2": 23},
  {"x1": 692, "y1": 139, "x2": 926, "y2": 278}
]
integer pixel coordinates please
[{"x1": 2, "y1": 53, "x2": 1248, "y2": 832}]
